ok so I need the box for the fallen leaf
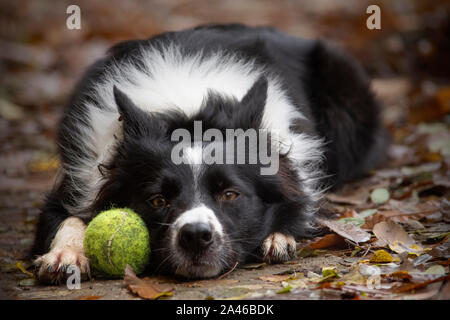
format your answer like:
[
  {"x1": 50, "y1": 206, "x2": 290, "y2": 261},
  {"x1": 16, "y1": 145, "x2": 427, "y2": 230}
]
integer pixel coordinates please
[
  {"x1": 386, "y1": 199, "x2": 440, "y2": 215},
  {"x1": 388, "y1": 271, "x2": 412, "y2": 281},
  {"x1": 15, "y1": 261, "x2": 34, "y2": 278},
  {"x1": 339, "y1": 217, "x2": 366, "y2": 227},
  {"x1": 287, "y1": 278, "x2": 309, "y2": 289},
  {"x1": 403, "y1": 219, "x2": 425, "y2": 230},
  {"x1": 370, "y1": 250, "x2": 393, "y2": 263},
  {"x1": 429, "y1": 242, "x2": 450, "y2": 259},
  {"x1": 372, "y1": 220, "x2": 425, "y2": 255},
  {"x1": 258, "y1": 274, "x2": 291, "y2": 282},
  {"x1": 124, "y1": 264, "x2": 173, "y2": 300},
  {"x1": 370, "y1": 188, "x2": 390, "y2": 204},
  {"x1": 321, "y1": 267, "x2": 340, "y2": 281},
  {"x1": 424, "y1": 265, "x2": 446, "y2": 275},
  {"x1": 390, "y1": 241, "x2": 426, "y2": 256},
  {"x1": 393, "y1": 275, "x2": 450, "y2": 293},
  {"x1": 413, "y1": 254, "x2": 433, "y2": 266},
  {"x1": 307, "y1": 271, "x2": 321, "y2": 279},
  {"x1": 359, "y1": 209, "x2": 378, "y2": 219},
  {"x1": 297, "y1": 246, "x2": 316, "y2": 258},
  {"x1": 317, "y1": 219, "x2": 371, "y2": 243},
  {"x1": 341, "y1": 284, "x2": 396, "y2": 298},
  {"x1": 338, "y1": 265, "x2": 368, "y2": 286},
  {"x1": 276, "y1": 286, "x2": 292, "y2": 294},
  {"x1": 309, "y1": 234, "x2": 346, "y2": 249},
  {"x1": 363, "y1": 204, "x2": 438, "y2": 229}
]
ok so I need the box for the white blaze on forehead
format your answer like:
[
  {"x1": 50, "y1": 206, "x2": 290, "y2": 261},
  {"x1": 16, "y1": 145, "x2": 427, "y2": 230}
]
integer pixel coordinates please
[
  {"x1": 182, "y1": 145, "x2": 203, "y2": 190},
  {"x1": 173, "y1": 204, "x2": 223, "y2": 236},
  {"x1": 183, "y1": 145, "x2": 203, "y2": 165}
]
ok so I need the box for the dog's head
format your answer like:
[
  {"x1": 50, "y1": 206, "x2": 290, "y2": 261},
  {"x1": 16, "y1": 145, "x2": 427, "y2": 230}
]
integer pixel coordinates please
[{"x1": 91, "y1": 79, "x2": 313, "y2": 278}]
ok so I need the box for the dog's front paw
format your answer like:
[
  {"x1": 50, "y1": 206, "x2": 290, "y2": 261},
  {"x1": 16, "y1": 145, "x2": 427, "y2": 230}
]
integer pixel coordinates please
[
  {"x1": 34, "y1": 247, "x2": 90, "y2": 284},
  {"x1": 262, "y1": 233, "x2": 296, "y2": 263}
]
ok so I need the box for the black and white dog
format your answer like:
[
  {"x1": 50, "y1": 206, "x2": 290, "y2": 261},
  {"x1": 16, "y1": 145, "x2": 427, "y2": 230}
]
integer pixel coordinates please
[{"x1": 32, "y1": 24, "x2": 387, "y2": 282}]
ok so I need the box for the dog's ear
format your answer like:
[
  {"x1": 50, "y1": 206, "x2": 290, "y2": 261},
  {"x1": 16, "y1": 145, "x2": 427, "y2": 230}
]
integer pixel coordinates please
[
  {"x1": 237, "y1": 76, "x2": 268, "y2": 128},
  {"x1": 113, "y1": 86, "x2": 155, "y2": 140}
]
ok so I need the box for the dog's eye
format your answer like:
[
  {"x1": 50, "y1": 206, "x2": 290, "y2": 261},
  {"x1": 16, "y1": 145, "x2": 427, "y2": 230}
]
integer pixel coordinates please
[
  {"x1": 148, "y1": 195, "x2": 168, "y2": 208},
  {"x1": 220, "y1": 190, "x2": 239, "y2": 201}
]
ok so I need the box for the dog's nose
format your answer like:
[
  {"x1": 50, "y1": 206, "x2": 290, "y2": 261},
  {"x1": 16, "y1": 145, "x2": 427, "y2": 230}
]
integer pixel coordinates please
[{"x1": 179, "y1": 222, "x2": 213, "y2": 252}]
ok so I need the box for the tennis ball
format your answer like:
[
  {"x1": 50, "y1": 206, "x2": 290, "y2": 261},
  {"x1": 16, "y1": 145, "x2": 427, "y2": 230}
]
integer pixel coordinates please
[{"x1": 84, "y1": 208, "x2": 150, "y2": 277}]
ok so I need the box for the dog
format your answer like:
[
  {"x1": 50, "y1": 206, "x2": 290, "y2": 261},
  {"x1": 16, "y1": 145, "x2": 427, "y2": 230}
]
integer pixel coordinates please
[{"x1": 31, "y1": 24, "x2": 387, "y2": 282}]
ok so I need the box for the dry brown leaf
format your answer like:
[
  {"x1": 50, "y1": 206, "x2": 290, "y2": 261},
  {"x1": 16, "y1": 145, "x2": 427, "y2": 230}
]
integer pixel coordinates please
[
  {"x1": 393, "y1": 275, "x2": 450, "y2": 293},
  {"x1": 383, "y1": 199, "x2": 440, "y2": 215},
  {"x1": 362, "y1": 198, "x2": 441, "y2": 229},
  {"x1": 372, "y1": 220, "x2": 413, "y2": 247},
  {"x1": 317, "y1": 219, "x2": 371, "y2": 243},
  {"x1": 309, "y1": 233, "x2": 346, "y2": 249},
  {"x1": 326, "y1": 189, "x2": 369, "y2": 206},
  {"x1": 124, "y1": 264, "x2": 174, "y2": 300},
  {"x1": 341, "y1": 208, "x2": 359, "y2": 218},
  {"x1": 363, "y1": 210, "x2": 428, "y2": 229},
  {"x1": 372, "y1": 220, "x2": 425, "y2": 255},
  {"x1": 387, "y1": 271, "x2": 413, "y2": 281}
]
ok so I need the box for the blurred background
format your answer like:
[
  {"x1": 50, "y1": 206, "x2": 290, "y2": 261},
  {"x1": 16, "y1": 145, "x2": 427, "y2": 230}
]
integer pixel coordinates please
[{"x1": 0, "y1": 0, "x2": 449, "y2": 297}]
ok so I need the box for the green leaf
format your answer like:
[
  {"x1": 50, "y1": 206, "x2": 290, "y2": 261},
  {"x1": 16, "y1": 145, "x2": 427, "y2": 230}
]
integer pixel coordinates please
[
  {"x1": 15, "y1": 261, "x2": 34, "y2": 278},
  {"x1": 277, "y1": 286, "x2": 292, "y2": 294},
  {"x1": 321, "y1": 267, "x2": 340, "y2": 282},
  {"x1": 424, "y1": 265, "x2": 446, "y2": 275},
  {"x1": 370, "y1": 188, "x2": 390, "y2": 204},
  {"x1": 339, "y1": 217, "x2": 365, "y2": 227},
  {"x1": 358, "y1": 209, "x2": 378, "y2": 219},
  {"x1": 297, "y1": 246, "x2": 319, "y2": 258}
]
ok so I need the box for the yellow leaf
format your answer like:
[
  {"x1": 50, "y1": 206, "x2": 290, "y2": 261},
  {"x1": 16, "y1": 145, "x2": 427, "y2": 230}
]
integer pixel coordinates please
[
  {"x1": 15, "y1": 261, "x2": 34, "y2": 278},
  {"x1": 370, "y1": 250, "x2": 393, "y2": 263},
  {"x1": 321, "y1": 267, "x2": 340, "y2": 282}
]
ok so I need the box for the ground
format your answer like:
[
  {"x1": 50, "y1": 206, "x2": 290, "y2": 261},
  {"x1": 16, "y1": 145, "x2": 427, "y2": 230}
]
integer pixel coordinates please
[{"x1": 0, "y1": 0, "x2": 449, "y2": 300}]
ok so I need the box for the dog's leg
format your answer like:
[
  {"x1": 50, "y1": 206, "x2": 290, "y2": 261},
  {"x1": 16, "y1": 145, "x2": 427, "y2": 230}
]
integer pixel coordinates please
[
  {"x1": 34, "y1": 217, "x2": 90, "y2": 284},
  {"x1": 262, "y1": 232, "x2": 296, "y2": 263}
]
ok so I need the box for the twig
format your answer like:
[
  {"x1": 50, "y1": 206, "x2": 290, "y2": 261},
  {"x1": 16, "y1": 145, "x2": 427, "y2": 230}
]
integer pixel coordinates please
[
  {"x1": 217, "y1": 261, "x2": 239, "y2": 280},
  {"x1": 361, "y1": 244, "x2": 372, "y2": 258}
]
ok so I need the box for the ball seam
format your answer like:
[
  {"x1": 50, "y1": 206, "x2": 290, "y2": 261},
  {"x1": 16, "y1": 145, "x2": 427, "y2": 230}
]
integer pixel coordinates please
[{"x1": 106, "y1": 210, "x2": 129, "y2": 270}]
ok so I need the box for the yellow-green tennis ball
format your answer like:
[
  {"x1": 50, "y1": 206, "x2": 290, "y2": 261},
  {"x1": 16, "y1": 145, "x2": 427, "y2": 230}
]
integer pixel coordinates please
[{"x1": 84, "y1": 208, "x2": 150, "y2": 277}]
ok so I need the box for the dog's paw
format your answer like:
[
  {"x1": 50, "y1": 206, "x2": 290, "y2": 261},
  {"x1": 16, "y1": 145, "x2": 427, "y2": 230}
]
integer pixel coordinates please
[
  {"x1": 262, "y1": 233, "x2": 296, "y2": 263},
  {"x1": 34, "y1": 247, "x2": 90, "y2": 284}
]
